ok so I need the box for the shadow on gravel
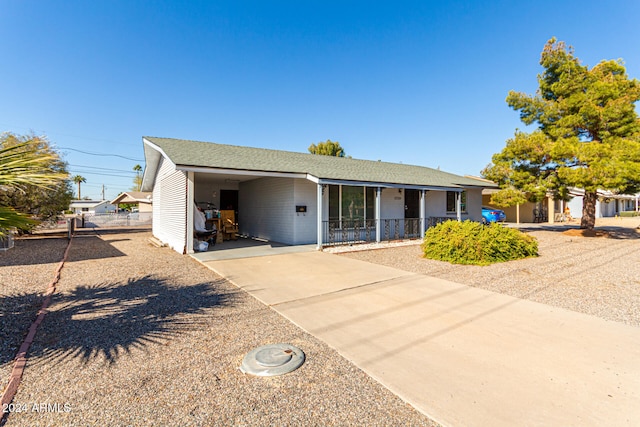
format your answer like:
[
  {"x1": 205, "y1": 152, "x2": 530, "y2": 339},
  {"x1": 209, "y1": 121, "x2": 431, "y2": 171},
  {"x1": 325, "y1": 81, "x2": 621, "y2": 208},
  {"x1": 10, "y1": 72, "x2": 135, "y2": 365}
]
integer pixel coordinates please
[
  {"x1": 0, "y1": 237, "x2": 68, "y2": 267},
  {"x1": 65, "y1": 235, "x2": 127, "y2": 262},
  {"x1": 518, "y1": 225, "x2": 640, "y2": 240},
  {"x1": 0, "y1": 291, "x2": 45, "y2": 366},
  {"x1": 23, "y1": 275, "x2": 239, "y2": 365}
]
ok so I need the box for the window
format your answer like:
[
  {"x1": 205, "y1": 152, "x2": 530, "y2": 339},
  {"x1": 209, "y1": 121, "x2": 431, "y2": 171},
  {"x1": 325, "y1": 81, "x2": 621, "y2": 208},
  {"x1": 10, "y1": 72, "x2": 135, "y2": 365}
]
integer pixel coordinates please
[
  {"x1": 328, "y1": 185, "x2": 375, "y2": 224},
  {"x1": 329, "y1": 185, "x2": 340, "y2": 221},
  {"x1": 342, "y1": 186, "x2": 364, "y2": 221},
  {"x1": 446, "y1": 191, "x2": 467, "y2": 213}
]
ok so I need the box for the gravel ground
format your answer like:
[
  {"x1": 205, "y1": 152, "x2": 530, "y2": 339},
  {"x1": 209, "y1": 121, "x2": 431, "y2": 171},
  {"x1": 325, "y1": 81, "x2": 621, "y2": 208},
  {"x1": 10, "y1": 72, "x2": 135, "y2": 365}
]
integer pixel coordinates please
[
  {"x1": 1, "y1": 228, "x2": 436, "y2": 426},
  {"x1": 1, "y1": 236, "x2": 69, "y2": 383},
  {"x1": 341, "y1": 218, "x2": 640, "y2": 327}
]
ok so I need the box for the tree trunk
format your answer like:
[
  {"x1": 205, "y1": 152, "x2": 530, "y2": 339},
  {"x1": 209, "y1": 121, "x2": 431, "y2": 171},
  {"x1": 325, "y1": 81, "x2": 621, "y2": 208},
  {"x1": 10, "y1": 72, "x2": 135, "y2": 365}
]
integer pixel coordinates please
[{"x1": 580, "y1": 191, "x2": 597, "y2": 230}]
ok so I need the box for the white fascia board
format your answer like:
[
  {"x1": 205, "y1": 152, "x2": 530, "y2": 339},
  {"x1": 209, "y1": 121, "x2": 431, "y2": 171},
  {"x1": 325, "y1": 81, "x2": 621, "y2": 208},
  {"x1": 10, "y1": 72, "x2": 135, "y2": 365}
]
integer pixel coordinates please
[
  {"x1": 315, "y1": 178, "x2": 462, "y2": 191},
  {"x1": 141, "y1": 138, "x2": 177, "y2": 191},
  {"x1": 176, "y1": 165, "x2": 307, "y2": 179},
  {"x1": 459, "y1": 184, "x2": 497, "y2": 190}
]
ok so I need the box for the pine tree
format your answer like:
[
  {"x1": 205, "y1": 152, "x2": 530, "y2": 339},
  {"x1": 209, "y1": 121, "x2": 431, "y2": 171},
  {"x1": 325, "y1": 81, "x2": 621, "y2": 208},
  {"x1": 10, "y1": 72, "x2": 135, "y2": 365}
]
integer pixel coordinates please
[{"x1": 483, "y1": 38, "x2": 640, "y2": 229}]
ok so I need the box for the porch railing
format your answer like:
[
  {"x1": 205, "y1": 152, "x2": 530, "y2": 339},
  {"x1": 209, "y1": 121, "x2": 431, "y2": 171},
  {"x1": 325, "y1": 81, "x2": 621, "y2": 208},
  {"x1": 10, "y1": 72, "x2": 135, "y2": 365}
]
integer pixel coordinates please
[{"x1": 323, "y1": 218, "x2": 424, "y2": 246}]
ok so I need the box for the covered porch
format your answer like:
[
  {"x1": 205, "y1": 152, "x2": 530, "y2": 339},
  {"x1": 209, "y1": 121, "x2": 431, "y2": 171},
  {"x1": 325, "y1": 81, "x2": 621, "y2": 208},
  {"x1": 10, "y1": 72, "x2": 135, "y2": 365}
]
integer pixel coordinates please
[{"x1": 315, "y1": 182, "x2": 471, "y2": 248}]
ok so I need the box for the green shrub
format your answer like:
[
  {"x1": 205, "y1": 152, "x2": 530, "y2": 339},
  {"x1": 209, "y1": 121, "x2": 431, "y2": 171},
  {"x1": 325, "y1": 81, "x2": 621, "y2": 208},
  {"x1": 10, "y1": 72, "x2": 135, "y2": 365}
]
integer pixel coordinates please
[
  {"x1": 421, "y1": 220, "x2": 538, "y2": 266},
  {"x1": 619, "y1": 211, "x2": 639, "y2": 217}
]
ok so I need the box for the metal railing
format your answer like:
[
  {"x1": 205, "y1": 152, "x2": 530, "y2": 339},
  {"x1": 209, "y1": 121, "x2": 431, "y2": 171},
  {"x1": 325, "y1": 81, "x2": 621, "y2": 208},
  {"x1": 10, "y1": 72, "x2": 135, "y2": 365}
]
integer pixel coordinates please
[
  {"x1": 427, "y1": 216, "x2": 451, "y2": 228},
  {"x1": 322, "y1": 218, "x2": 423, "y2": 246},
  {"x1": 323, "y1": 219, "x2": 376, "y2": 246}
]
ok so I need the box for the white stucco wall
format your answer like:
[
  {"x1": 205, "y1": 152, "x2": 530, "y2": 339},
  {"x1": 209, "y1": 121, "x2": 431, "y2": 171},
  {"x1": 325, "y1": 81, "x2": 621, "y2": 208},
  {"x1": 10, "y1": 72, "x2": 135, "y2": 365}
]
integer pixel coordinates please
[
  {"x1": 465, "y1": 188, "x2": 483, "y2": 222},
  {"x1": 380, "y1": 188, "x2": 405, "y2": 219},
  {"x1": 293, "y1": 179, "x2": 318, "y2": 244},
  {"x1": 239, "y1": 177, "x2": 296, "y2": 244}
]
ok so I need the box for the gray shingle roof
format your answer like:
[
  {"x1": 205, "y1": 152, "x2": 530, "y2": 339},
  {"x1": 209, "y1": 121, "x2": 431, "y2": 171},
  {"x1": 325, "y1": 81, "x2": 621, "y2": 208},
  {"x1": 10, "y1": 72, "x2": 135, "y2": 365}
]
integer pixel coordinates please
[{"x1": 144, "y1": 136, "x2": 492, "y2": 189}]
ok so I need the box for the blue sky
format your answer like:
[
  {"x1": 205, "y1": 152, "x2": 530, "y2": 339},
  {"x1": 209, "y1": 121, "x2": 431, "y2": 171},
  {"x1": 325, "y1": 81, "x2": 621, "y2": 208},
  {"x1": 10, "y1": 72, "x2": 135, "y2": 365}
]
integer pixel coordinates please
[{"x1": 1, "y1": 1, "x2": 639, "y2": 200}]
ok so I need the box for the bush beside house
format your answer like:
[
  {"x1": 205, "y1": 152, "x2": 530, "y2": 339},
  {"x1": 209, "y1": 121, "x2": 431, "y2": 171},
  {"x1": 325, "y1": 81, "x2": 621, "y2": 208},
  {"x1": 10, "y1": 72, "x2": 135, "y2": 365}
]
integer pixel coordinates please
[{"x1": 422, "y1": 220, "x2": 538, "y2": 266}]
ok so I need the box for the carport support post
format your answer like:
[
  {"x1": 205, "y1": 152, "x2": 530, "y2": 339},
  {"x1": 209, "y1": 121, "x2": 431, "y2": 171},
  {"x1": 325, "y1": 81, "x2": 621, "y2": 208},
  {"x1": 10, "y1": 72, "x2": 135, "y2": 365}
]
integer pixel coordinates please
[
  {"x1": 316, "y1": 183, "x2": 323, "y2": 250},
  {"x1": 375, "y1": 187, "x2": 381, "y2": 243},
  {"x1": 186, "y1": 171, "x2": 195, "y2": 254},
  {"x1": 419, "y1": 190, "x2": 426, "y2": 237}
]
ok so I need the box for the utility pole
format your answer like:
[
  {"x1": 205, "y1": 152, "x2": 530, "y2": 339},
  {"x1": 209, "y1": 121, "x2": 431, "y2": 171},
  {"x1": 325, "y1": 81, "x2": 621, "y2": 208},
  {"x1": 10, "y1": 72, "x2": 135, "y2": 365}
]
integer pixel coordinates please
[{"x1": 101, "y1": 185, "x2": 106, "y2": 201}]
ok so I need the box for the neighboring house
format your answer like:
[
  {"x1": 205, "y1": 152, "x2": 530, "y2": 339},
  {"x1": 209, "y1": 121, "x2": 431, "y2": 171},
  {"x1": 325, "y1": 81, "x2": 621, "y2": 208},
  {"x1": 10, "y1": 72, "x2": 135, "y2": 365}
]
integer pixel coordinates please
[
  {"x1": 565, "y1": 189, "x2": 639, "y2": 219},
  {"x1": 69, "y1": 200, "x2": 116, "y2": 214},
  {"x1": 141, "y1": 137, "x2": 495, "y2": 254},
  {"x1": 110, "y1": 191, "x2": 153, "y2": 213},
  {"x1": 479, "y1": 183, "x2": 639, "y2": 224}
]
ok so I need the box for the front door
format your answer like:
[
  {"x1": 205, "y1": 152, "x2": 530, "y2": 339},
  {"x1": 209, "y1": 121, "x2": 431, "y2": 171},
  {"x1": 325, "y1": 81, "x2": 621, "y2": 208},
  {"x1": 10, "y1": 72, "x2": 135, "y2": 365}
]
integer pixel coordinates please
[{"x1": 404, "y1": 189, "x2": 419, "y2": 218}]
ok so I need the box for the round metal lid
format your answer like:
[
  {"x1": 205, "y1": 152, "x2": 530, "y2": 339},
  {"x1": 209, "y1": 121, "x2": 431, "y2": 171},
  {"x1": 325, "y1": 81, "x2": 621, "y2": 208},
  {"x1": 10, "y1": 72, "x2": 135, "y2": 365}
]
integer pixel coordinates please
[{"x1": 240, "y1": 343, "x2": 305, "y2": 377}]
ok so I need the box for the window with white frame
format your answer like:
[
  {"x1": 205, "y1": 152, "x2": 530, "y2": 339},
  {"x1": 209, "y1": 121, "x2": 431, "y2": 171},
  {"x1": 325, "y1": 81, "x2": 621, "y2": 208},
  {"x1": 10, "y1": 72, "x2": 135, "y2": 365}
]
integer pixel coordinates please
[
  {"x1": 446, "y1": 191, "x2": 467, "y2": 213},
  {"x1": 328, "y1": 185, "x2": 374, "y2": 224}
]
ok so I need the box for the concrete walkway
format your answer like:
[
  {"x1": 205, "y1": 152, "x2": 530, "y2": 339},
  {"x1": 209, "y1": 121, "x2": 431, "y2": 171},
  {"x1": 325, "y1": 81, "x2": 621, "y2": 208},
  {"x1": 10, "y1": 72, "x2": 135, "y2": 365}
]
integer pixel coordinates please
[{"x1": 198, "y1": 251, "x2": 640, "y2": 427}]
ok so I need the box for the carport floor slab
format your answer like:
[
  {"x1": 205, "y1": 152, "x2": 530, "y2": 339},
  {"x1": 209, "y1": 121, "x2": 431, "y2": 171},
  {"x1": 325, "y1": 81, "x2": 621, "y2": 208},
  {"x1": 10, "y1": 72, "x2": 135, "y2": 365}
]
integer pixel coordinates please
[
  {"x1": 191, "y1": 243, "x2": 316, "y2": 261},
  {"x1": 201, "y1": 251, "x2": 640, "y2": 427}
]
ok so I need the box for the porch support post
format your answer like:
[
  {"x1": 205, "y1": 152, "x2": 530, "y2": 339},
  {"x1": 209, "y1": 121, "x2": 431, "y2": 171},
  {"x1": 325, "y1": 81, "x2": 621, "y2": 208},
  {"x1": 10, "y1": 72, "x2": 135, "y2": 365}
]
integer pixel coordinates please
[
  {"x1": 516, "y1": 203, "x2": 520, "y2": 224},
  {"x1": 375, "y1": 187, "x2": 381, "y2": 243},
  {"x1": 419, "y1": 189, "x2": 426, "y2": 237},
  {"x1": 548, "y1": 197, "x2": 554, "y2": 224},
  {"x1": 316, "y1": 183, "x2": 323, "y2": 250},
  {"x1": 186, "y1": 171, "x2": 195, "y2": 254},
  {"x1": 456, "y1": 191, "x2": 462, "y2": 221}
]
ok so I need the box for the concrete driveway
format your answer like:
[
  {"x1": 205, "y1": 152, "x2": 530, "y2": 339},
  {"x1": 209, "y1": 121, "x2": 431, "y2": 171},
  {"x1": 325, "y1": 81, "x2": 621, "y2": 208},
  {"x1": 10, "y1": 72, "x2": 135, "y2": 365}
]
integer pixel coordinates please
[{"x1": 198, "y1": 251, "x2": 640, "y2": 427}]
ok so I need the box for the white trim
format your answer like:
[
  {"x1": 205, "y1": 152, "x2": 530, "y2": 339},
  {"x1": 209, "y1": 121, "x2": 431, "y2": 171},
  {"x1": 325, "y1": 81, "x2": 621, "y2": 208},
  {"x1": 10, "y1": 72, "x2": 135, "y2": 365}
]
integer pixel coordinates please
[
  {"x1": 316, "y1": 178, "x2": 462, "y2": 191},
  {"x1": 419, "y1": 190, "x2": 426, "y2": 236},
  {"x1": 142, "y1": 138, "x2": 177, "y2": 191},
  {"x1": 176, "y1": 165, "x2": 307, "y2": 180},
  {"x1": 186, "y1": 171, "x2": 195, "y2": 254},
  {"x1": 316, "y1": 184, "x2": 323, "y2": 249},
  {"x1": 375, "y1": 187, "x2": 381, "y2": 243}
]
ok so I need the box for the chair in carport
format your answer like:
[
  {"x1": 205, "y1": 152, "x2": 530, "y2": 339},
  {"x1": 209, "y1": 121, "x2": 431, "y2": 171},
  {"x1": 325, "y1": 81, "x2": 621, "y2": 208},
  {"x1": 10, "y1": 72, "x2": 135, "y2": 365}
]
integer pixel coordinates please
[{"x1": 194, "y1": 204, "x2": 217, "y2": 247}]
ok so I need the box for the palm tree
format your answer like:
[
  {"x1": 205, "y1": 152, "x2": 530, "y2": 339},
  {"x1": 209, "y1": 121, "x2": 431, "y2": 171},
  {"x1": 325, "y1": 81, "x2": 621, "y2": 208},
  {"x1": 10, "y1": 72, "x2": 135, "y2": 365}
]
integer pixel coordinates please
[
  {"x1": 72, "y1": 175, "x2": 86, "y2": 199},
  {"x1": 133, "y1": 164, "x2": 142, "y2": 191},
  {"x1": 0, "y1": 141, "x2": 68, "y2": 234}
]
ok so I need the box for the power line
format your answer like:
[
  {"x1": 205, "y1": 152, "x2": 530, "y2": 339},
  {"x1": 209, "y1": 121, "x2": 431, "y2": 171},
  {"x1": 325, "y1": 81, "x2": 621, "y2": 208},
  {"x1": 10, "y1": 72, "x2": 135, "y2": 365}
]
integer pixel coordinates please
[
  {"x1": 68, "y1": 170, "x2": 137, "y2": 178},
  {"x1": 59, "y1": 147, "x2": 144, "y2": 162},
  {"x1": 0, "y1": 123, "x2": 140, "y2": 148},
  {"x1": 68, "y1": 164, "x2": 138, "y2": 174}
]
